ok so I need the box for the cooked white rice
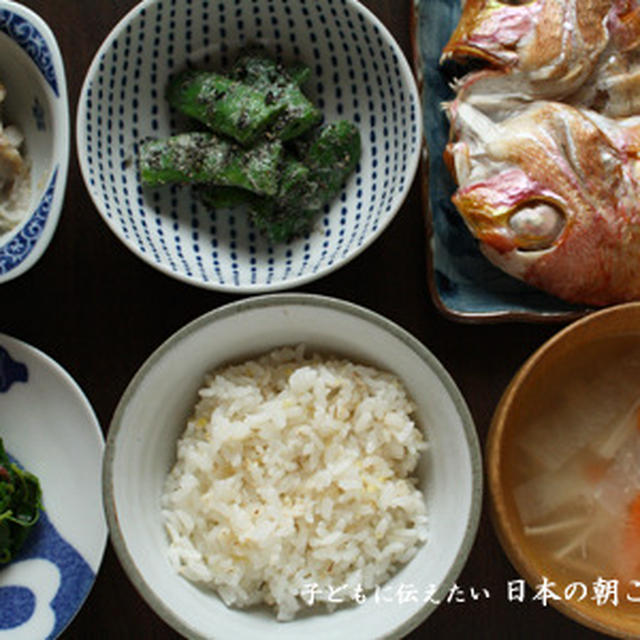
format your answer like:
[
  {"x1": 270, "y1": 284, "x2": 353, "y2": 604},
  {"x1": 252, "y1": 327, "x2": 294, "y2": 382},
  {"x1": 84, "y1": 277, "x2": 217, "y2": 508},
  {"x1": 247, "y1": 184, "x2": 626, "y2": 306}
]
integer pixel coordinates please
[{"x1": 161, "y1": 345, "x2": 428, "y2": 621}]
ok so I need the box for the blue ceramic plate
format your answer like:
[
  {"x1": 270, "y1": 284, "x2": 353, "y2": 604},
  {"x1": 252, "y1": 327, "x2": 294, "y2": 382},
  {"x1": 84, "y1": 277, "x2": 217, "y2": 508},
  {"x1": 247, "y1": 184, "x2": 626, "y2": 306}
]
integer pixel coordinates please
[
  {"x1": 0, "y1": 335, "x2": 107, "y2": 639},
  {"x1": 413, "y1": 0, "x2": 587, "y2": 322}
]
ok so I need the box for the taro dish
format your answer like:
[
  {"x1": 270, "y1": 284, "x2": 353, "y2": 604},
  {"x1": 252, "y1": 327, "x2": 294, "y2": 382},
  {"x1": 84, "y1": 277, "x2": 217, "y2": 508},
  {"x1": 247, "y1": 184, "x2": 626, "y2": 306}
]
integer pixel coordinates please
[{"x1": 0, "y1": 81, "x2": 30, "y2": 234}]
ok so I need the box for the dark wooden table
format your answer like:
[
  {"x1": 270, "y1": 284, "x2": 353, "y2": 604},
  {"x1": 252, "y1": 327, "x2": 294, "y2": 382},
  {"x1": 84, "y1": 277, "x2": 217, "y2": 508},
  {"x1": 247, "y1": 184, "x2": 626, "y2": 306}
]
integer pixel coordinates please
[{"x1": 3, "y1": 1, "x2": 610, "y2": 638}]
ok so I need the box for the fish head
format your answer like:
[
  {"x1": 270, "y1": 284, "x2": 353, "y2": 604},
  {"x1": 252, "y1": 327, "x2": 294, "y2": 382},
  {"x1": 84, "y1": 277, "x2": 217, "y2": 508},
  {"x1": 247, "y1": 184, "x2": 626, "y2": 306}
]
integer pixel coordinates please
[
  {"x1": 445, "y1": 99, "x2": 640, "y2": 304},
  {"x1": 441, "y1": 0, "x2": 538, "y2": 69},
  {"x1": 441, "y1": 0, "x2": 612, "y2": 97},
  {"x1": 444, "y1": 97, "x2": 572, "y2": 256},
  {"x1": 451, "y1": 169, "x2": 567, "y2": 253}
]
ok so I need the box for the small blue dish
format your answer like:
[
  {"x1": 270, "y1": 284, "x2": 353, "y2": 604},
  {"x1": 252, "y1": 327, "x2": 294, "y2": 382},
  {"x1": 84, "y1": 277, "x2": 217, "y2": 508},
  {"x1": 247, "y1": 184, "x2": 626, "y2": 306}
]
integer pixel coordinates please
[
  {"x1": 413, "y1": 0, "x2": 586, "y2": 322},
  {"x1": 0, "y1": 335, "x2": 107, "y2": 639},
  {"x1": 0, "y1": 1, "x2": 70, "y2": 284}
]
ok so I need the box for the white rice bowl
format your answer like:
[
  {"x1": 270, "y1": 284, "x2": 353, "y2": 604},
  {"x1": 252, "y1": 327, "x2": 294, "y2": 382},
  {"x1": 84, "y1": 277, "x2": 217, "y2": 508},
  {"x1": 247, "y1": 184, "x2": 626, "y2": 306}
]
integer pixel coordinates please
[
  {"x1": 103, "y1": 294, "x2": 482, "y2": 640},
  {"x1": 161, "y1": 345, "x2": 428, "y2": 621}
]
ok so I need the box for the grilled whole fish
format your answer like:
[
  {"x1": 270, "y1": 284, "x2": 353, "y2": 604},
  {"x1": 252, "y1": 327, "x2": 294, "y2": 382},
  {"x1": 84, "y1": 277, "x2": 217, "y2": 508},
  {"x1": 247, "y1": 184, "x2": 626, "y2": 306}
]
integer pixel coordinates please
[
  {"x1": 441, "y1": 0, "x2": 640, "y2": 304},
  {"x1": 444, "y1": 93, "x2": 640, "y2": 305}
]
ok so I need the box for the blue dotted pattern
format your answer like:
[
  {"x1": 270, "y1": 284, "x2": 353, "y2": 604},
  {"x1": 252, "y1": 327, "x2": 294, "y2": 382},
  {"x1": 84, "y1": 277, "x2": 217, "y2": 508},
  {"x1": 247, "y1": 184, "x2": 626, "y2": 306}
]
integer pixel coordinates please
[{"x1": 79, "y1": 0, "x2": 420, "y2": 290}]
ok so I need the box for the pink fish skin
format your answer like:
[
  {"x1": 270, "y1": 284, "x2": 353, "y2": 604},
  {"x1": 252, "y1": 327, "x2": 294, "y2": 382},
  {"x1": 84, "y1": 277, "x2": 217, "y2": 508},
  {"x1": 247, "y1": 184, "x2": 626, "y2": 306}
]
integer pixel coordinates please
[
  {"x1": 444, "y1": 97, "x2": 640, "y2": 306},
  {"x1": 441, "y1": 0, "x2": 538, "y2": 68},
  {"x1": 441, "y1": 0, "x2": 612, "y2": 99}
]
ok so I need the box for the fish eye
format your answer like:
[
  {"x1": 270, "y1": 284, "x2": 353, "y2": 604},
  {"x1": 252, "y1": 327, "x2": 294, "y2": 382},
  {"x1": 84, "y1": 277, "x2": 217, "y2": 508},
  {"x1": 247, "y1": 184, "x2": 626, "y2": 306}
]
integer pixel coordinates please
[{"x1": 508, "y1": 201, "x2": 565, "y2": 251}]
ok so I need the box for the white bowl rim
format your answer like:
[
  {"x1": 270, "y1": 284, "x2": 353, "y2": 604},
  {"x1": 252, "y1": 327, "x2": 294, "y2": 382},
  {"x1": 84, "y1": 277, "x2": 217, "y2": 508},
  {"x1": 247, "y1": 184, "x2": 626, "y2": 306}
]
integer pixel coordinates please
[
  {"x1": 76, "y1": 0, "x2": 423, "y2": 293},
  {"x1": 0, "y1": 0, "x2": 70, "y2": 284},
  {"x1": 103, "y1": 292, "x2": 483, "y2": 638}
]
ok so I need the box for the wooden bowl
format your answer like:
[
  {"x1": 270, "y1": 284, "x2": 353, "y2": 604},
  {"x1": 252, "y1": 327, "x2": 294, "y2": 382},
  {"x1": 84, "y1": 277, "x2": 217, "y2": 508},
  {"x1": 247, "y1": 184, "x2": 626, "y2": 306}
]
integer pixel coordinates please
[{"x1": 488, "y1": 302, "x2": 640, "y2": 637}]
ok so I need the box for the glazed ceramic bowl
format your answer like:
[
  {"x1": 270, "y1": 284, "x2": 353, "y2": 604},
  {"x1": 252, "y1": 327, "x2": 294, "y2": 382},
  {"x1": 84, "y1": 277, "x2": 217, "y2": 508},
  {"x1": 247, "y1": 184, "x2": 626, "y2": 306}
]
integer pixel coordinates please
[
  {"x1": 0, "y1": 1, "x2": 69, "y2": 283},
  {"x1": 488, "y1": 302, "x2": 640, "y2": 637},
  {"x1": 103, "y1": 294, "x2": 482, "y2": 639},
  {"x1": 76, "y1": 0, "x2": 421, "y2": 292}
]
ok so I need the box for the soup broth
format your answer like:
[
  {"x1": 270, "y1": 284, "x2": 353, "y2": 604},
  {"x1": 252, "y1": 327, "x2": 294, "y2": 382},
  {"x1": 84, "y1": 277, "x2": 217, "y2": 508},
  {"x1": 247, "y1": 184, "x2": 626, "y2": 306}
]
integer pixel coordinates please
[{"x1": 506, "y1": 332, "x2": 640, "y2": 620}]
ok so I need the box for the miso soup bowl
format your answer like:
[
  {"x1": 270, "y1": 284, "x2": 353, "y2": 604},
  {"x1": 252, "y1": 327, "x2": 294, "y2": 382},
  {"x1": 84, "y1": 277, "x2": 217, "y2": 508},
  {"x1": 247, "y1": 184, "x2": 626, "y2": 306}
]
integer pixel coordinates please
[
  {"x1": 0, "y1": 1, "x2": 69, "y2": 283},
  {"x1": 488, "y1": 302, "x2": 640, "y2": 638},
  {"x1": 76, "y1": 0, "x2": 422, "y2": 292},
  {"x1": 104, "y1": 293, "x2": 482, "y2": 639}
]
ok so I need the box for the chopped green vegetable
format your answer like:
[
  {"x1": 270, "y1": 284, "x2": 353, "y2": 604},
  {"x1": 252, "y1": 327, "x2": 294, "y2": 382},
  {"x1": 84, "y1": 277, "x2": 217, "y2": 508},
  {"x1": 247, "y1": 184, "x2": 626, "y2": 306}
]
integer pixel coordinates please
[
  {"x1": 231, "y1": 52, "x2": 322, "y2": 140},
  {"x1": 197, "y1": 185, "x2": 256, "y2": 210},
  {"x1": 249, "y1": 158, "x2": 316, "y2": 242},
  {"x1": 139, "y1": 133, "x2": 283, "y2": 196},
  {"x1": 140, "y1": 51, "x2": 361, "y2": 244},
  {"x1": 250, "y1": 121, "x2": 361, "y2": 242},
  {"x1": 166, "y1": 70, "x2": 285, "y2": 146},
  {"x1": 0, "y1": 438, "x2": 43, "y2": 564},
  {"x1": 287, "y1": 63, "x2": 312, "y2": 87},
  {"x1": 299, "y1": 120, "x2": 361, "y2": 209}
]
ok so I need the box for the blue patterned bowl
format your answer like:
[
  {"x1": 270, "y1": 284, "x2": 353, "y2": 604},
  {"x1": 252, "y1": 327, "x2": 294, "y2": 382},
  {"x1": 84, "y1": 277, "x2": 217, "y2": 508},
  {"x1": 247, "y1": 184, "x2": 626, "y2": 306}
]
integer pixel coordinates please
[
  {"x1": 76, "y1": 0, "x2": 421, "y2": 292},
  {"x1": 0, "y1": 1, "x2": 69, "y2": 284},
  {"x1": 0, "y1": 334, "x2": 107, "y2": 639}
]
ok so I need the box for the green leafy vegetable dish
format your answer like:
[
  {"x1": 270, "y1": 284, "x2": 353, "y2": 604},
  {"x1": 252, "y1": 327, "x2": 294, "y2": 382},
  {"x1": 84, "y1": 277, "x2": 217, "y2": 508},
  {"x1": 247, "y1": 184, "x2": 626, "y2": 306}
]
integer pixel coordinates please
[
  {"x1": 139, "y1": 49, "x2": 361, "y2": 243},
  {"x1": 0, "y1": 437, "x2": 43, "y2": 564}
]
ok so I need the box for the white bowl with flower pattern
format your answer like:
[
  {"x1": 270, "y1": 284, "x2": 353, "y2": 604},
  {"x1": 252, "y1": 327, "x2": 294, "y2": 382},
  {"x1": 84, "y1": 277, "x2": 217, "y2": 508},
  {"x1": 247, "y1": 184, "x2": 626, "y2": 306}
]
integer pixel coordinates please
[
  {"x1": 0, "y1": 1, "x2": 69, "y2": 283},
  {"x1": 103, "y1": 293, "x2": 482, "y2": 639},
  {"x1": 76, "y1": 0, "x2": 421, "y2": 292}
]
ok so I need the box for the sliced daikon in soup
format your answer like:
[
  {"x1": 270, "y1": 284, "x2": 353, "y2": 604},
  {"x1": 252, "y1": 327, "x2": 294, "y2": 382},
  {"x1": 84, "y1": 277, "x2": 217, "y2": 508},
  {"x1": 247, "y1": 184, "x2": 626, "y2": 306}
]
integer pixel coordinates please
[{"x1": 508, "y1": 334, "x2": 640, "y2": 585}]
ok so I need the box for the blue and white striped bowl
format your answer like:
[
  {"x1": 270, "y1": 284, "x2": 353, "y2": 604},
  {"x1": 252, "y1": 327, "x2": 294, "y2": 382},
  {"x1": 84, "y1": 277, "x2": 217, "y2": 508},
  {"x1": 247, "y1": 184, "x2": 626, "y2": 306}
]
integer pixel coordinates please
[
  {"x1": 76, "y1": 0, "x2": 421, "y2": 292},
  {"x1": 0, "y1": 1, "x2": 69, "y2": 284}
]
